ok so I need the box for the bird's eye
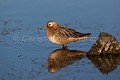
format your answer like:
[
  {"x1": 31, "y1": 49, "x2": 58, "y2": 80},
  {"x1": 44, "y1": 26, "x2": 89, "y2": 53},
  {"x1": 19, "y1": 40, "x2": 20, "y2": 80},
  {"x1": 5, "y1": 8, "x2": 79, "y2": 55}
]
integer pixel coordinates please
[
  {"x1": 48, "y1": 23, "x2": 53, "y2": 26},
  {"x1": 48, "y1": 24, "x2": 51, "y2": 26}
]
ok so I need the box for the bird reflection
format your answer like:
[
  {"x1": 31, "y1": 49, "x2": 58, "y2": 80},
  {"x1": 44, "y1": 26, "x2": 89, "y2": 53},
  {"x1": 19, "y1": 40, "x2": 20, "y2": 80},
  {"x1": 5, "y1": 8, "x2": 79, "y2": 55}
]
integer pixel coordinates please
[
  {"x1": 48, "y1": 48, "x2": 86, "y2": 73},
  {"x1": 87, "y1": 55, "x2": 120, "y2": 74}
]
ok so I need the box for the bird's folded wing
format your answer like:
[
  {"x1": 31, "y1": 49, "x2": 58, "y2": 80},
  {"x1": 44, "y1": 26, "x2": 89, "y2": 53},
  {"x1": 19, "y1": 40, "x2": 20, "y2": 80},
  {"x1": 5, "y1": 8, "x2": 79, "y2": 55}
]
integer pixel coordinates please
[{"x1": 54, "y1": 26, "x2": 91, "y2": 38}]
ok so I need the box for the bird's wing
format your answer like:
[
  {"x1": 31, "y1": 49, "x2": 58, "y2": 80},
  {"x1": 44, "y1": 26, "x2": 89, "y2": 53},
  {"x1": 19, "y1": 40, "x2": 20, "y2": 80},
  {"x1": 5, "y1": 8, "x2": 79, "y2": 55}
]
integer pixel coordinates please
[{"x1": 53, "y1": 25, "x2": 91, "y2": 38}]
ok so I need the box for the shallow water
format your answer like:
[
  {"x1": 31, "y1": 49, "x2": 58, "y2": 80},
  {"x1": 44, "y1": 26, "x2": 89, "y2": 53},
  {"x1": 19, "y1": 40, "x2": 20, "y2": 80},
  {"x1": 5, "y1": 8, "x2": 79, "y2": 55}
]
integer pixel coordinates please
[{"x1": 0, "y1": 0, "x2": 120, "y2": 80}]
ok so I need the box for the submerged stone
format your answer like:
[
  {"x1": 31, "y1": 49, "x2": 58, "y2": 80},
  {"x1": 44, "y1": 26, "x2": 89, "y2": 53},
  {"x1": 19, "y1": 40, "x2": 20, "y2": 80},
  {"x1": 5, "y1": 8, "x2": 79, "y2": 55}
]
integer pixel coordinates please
[{"x1": 88, "y1": 32, "x2": 120, "y2": 55}]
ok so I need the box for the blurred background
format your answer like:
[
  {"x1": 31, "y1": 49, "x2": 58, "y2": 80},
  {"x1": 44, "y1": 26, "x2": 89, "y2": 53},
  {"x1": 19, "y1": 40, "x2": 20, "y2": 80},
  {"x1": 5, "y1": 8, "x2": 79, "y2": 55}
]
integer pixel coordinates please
[{"x1": 0, "y1": 0, "x2": 120, "y2": 80}]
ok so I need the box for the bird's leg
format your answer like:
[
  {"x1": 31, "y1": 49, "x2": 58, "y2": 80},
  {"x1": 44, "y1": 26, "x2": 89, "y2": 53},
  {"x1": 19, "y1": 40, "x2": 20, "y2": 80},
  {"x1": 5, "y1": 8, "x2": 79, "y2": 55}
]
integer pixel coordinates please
[
  {"x1": 63, "y1": 44, "x2": 65, "y2": 48},
  {"x1": 62, "y1": 44, "x2": 67, "y2": 49}
]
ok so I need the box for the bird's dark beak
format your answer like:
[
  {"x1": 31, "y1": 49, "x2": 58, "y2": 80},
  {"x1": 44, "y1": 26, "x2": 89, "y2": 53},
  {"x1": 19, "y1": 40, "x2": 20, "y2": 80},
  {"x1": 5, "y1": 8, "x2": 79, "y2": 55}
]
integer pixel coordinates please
[{"x1": 39, "y1": 26, "x2": 47, "y2": 30}]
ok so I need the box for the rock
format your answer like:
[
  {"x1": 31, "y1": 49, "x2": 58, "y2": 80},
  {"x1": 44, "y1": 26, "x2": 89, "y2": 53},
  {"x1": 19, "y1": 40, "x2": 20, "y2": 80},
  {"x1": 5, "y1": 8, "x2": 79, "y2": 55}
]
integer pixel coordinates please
[
  {"x1": 88, "y1": 32, "x2": 120, "y2": 55},
  {"x1": 87, "y1": 55, "x2": 120, "y2": 74}
]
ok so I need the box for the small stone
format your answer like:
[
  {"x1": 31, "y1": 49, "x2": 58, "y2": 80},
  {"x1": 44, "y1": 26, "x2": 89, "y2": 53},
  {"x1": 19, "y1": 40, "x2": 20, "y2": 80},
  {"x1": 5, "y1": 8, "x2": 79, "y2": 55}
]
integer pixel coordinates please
[{"x1": 87, "y1": 32, "x2": 120, "y2": 55}]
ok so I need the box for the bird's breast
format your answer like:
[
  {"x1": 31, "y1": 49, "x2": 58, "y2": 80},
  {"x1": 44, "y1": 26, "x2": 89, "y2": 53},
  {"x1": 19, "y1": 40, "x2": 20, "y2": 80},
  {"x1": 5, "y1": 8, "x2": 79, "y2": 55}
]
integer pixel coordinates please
[{"x1": 47, "y1": 30, "x2": 58, "y2": 44}]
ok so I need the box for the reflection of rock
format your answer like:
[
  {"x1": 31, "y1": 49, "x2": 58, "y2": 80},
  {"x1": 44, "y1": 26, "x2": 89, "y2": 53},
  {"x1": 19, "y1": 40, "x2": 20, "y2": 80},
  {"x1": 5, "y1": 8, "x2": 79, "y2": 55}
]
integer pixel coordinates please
[
  {"x1": 48, "y1": 48, "x2": 86, "y2": 73},
  {"x1": 87, "y1": 55, "x2": 120, "y2": 74},
  {"x1": 88, "y1": 32, "x2": 120, "y2": 55}
]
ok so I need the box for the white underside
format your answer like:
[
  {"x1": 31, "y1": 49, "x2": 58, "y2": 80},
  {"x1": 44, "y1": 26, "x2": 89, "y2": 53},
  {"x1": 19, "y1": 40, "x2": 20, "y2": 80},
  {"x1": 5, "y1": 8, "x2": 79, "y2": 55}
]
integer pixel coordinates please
[{"x1": 48, "y1": 36, "x2": 61, "y2": 44}]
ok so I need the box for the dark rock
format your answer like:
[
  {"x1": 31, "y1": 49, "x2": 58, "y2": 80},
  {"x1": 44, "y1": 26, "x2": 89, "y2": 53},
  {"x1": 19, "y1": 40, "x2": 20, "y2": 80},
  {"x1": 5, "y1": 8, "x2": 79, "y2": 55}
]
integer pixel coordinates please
[
  {"x1": 88, "y1": 32, "x2": 120, "y2": 55},
  {"x1": 87, "y1": 55, "x2": 120, "y2": 74}
]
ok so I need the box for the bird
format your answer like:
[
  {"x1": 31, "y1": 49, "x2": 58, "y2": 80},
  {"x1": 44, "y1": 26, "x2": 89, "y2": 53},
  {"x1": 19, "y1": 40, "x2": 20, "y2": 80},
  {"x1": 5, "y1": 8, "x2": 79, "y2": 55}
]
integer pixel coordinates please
[
  {"x1": 43, "y1": 21, "x2": 91, "y2": 47},
  {"x1": 48, "y1": 48, "x2": 86, "y2": 73}
]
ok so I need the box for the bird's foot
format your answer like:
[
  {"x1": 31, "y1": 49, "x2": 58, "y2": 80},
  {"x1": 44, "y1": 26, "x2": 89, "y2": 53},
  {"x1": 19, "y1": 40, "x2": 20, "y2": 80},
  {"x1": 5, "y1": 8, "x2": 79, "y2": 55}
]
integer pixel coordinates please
[{"x1": 62, "y1": 45, "x2": 67, "y2": 49}]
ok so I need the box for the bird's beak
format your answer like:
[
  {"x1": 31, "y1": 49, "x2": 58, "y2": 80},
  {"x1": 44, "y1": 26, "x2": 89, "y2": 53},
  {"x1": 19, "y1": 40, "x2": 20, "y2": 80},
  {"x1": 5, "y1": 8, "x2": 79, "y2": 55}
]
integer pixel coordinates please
[
  {"x1": 39, "y1": 26, "x2": 47, "y2": 30},
  {"x1": 43, "y1": 26, "x2": 47, "y2": 29}
]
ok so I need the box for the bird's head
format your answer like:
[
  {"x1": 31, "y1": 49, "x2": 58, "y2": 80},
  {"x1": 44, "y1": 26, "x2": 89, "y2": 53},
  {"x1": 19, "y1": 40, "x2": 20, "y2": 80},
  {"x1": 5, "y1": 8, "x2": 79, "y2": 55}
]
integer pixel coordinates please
[{"x1": 44, "y1": 21, "x2": 58, "y2": 30}]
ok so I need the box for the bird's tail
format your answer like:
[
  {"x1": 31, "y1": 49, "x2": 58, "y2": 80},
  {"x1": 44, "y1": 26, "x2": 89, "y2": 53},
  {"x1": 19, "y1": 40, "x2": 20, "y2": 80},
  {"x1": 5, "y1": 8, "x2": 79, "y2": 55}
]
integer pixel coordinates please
[
  {"x1": 83, "y1": 33, "x2": 91, "y2": 37},
  {"x1": 77, "y1": 33, "x2": 91, "y2": 40}
]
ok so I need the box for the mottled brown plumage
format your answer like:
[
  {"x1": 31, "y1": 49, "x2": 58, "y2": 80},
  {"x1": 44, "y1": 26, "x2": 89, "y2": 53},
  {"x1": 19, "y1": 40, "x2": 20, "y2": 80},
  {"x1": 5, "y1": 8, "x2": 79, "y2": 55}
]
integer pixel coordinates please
[{"x1": 44, "y1": 21, "x2": 91, "y2": 45}]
